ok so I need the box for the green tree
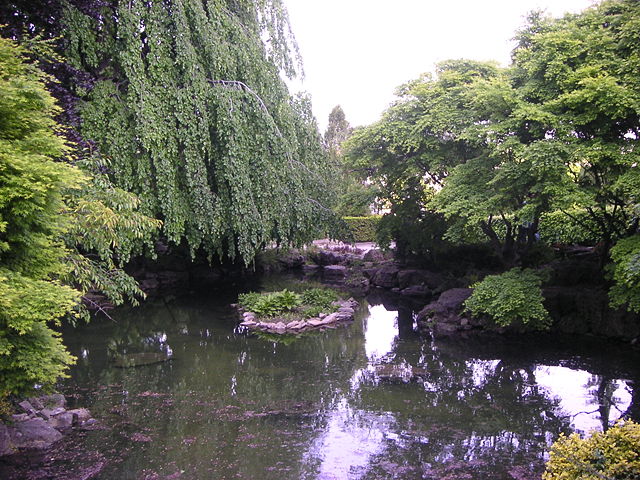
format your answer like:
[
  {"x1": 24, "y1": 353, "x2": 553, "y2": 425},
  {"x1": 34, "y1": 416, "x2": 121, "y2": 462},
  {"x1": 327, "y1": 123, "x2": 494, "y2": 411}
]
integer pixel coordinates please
[
  {"x1": 324, "y1": 105, "x2": 375, "y2": 217},
  {"x1": 324, "y1": 105, "x2": 352, "y2": 155},
  {"x1": 63, "y1": 0, "x2": 335, "y2": 264},
  {"x1": 0, "y1": 36, "x2": 82, "y2": 397},
  {"x1": 344, "y1": 60, "x2": 498, "y2": 259}
]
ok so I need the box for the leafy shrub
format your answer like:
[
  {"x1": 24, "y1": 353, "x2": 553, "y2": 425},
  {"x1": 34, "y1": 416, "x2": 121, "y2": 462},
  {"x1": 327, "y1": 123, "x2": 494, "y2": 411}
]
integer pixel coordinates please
[
  {"x1": 301, "y1": 288, "x2": 339, "y2": 309},
  {"x1": 608, "y1": 235, "x2": 640, "y2": 313},
  {"x1": 464, "y1": 268, "x2": 551, "y2": 329},
  {"x1": 543, "y1": 420, "x2": 640, "y2": 480},
  {"x1": 342, "y1": 216, "x2": 381, "y2": 242},
  {"x1": 238, "y1": 290, "x2": 301, "y2": 317}
]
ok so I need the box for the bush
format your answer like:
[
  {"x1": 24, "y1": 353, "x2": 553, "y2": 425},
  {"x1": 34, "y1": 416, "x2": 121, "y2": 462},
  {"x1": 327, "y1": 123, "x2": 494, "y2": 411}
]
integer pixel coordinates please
[
  {"x1": 543, "y1": 420, "x2": 640, "y2": 480},
  {"x1": 301, "y1": 288, "x2": 339, "y2": 308},
  {"x1": 238, "y1": 287, "x2": 340, "y2": 319},
  {"x1": 608, "y1": 235, "x2": 640, "y2": 313},
  {"x1": 464, "y1": 268, "x2": 551, "y2": 329},
  {"x1": 342, "y1": 216, "x2": 381, "y2": 242}
]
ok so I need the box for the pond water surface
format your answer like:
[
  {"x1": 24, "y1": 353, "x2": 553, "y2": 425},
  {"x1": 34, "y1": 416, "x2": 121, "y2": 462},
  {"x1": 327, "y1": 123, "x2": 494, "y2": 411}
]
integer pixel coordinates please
[{"x1": 4, "y1": 275, "x2": 640, "y2": 479}]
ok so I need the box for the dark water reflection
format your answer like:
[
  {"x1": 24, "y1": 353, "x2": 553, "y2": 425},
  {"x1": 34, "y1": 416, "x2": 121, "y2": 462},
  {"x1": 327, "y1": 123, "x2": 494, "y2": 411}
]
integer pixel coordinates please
[{"x1": 10, "y1": 275, "x2": 640, "y2": 479}]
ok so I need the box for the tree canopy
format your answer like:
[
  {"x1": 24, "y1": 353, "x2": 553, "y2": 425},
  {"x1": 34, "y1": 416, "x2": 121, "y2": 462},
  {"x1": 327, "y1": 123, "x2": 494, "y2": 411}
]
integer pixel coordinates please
[
  {"x1": 0, "y1": 36, "x2": 81, "y2": 397},
  {"x1": 344, "y1": 0, "x2": 640, "y2": 310}
]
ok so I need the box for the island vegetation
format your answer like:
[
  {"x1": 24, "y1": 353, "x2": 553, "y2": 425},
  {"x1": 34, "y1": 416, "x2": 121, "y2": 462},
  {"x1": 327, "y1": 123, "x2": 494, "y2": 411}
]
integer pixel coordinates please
[{"x1": 0, "y1": 0, "x2": 639, "y2": 477}]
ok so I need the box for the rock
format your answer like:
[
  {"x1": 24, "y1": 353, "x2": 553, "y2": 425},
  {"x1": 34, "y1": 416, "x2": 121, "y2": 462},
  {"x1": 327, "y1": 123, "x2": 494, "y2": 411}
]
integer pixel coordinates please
[
  {"x1": 113, "y1": 351, "x2": 173, "y2": 368},
  {"x1": 320, "y1": 313, "x2": 339, "y2": 325},
  {"x1": 400, "y1": 285, "x2": 430, "y2": 297},
  {"x1": 277, "y1": 252, "x2": 305, "y2": 269},
  {"x1": 0, "y1": 423, "x2": 13, "y2": 456},
  {"x1": 307, "y1": 319, "x2": 324, "y2": 327},
  {"x1": 433, "y1": 322, "x2": 461, "y2": 336},
  {"x1": 27, "y1": 397, "x2": 44, "y2": 410},
  {"x1": 371, "y1": 264, "x2": 400, "y2": 288},
  {"x1": 9, "y1": 418, "x2": 62, "y2": 450},
  {"x1": 363, "y1": 249, "x2": 385, "y2": 262},
  {"x1": 40, "y1": 407, "x2": 65, "y2": 420},
  {"x1": 49, "y1": 412, "x2": 74, "y2": 430},
  {"x1": 323, "y1": 265, "x2": 348, "y2": 283},
  {"x1": 313, "y1": 250, "x2": 345, "y2": 266},
  {"x1": 240, "y1": 320, "x2": 256, "y2": 327},
  {"x1": 12, "y1": 414, "x2": 30, "y2": 422},
  {"x1": 18, "y1": 400, "x2": 36, "y2": 415},
  {"x1": 67, "y1": 408, "x2": 92, "y2": 426},
  {"x1": 302, "y1": 264, "x2": 320, "y2": 275},
  {"x1": 416, "y1": 288, "x2": 474, "y2": 336},
  {"x1": 362, "y1": 267, "x2": 379, "y2": 279}
]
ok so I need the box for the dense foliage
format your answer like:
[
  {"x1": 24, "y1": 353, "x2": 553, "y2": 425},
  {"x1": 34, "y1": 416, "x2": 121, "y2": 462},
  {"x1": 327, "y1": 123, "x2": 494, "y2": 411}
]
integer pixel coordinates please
[
  {"x1": 0, "y1": 37, "x2": 81, "y2": 397},
  {"x1": 342, "y1": 216, "x2": 381, "y2": 243},
  {"x1": 464, "y1": 269, "x2": 551, "y2": 329},
  {"x1": 345, "y1": 0, "x2": 640, "y2": 313},
  {"x1": 543, "y1": 420, "x2": 640, "y2": 479},
  {"x1": 238, "y1": 290, "x2": 302, "y2": 317},
  {"x1": 239, "y1": 287, "x2": 340, "y2": 319},
  {"x1": 324, "y1": 105, "x2": 376, "y2": 217},
  {"x1": 609, "y1": 234, "x2": 640, "y2": 313},
  {"x1": 61, "y1": 0, "x2": 335, "y2": 264}
]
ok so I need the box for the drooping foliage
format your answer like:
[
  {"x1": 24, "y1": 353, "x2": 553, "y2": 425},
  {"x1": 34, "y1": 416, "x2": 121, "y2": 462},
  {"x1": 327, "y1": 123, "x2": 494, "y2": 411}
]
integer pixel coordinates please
[
  {"x1": 0, "y1": 36, "x2": 81, "y2": 397},
  {"x1": 62, "y1": 0, "x2": 334, "y2": 264}
]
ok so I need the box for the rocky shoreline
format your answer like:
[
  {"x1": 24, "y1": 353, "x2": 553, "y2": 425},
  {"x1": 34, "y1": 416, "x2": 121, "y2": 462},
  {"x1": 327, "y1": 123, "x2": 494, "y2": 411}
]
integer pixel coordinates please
[
  {"x1": 238, "y1": 298, "x2": 359, "y2": 334},
  {"x1": 0, "y1": 394, "x2": 94, "y2": 457}
]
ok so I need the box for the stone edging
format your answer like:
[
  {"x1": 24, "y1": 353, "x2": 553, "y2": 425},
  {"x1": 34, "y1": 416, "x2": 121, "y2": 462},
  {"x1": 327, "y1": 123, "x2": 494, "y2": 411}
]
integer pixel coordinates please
[
  {"x1": 238, "y1": 298, "x2": 359, "y2": 334},
  {"x1": 1, "y1": 394, "x2": 95, "y2": 457}
]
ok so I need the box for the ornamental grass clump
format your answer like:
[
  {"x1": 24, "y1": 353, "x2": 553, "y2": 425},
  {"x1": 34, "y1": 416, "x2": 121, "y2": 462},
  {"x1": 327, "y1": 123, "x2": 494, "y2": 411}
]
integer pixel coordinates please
[
  {"x1": 464, "y1": 268, "x2": 551, "y2": 330},
  {"x1": 543, "y1": 420, "x2": 640, "y2": 480}
]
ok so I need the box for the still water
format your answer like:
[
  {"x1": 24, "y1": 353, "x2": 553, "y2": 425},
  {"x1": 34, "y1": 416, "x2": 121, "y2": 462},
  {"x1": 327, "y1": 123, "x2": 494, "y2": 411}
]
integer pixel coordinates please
[{"x1": 14, "y1": 276, "x2": 640, "y2": 479}]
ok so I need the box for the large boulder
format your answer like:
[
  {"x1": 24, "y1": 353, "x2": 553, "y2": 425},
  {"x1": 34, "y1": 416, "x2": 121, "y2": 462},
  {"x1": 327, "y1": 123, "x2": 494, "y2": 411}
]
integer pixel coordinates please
[
  {"x1": 416, "y1": 288, "x2": 474, "y2": 337},
  {"x1": 323, "y1": 265, "x2": 348, "y2": 283},
  {"x1": 311, "y1": 250, "x2": 345, "y2": 266},
  {"x1": 371, "y1": 264, "x2": 400, "y2": 288},
  {"x1": 363, "y1": 249, "x2": 385, "y2": 263},
  {"x1": 9, "y1": 418, "x2": 62, "y2": 450}
]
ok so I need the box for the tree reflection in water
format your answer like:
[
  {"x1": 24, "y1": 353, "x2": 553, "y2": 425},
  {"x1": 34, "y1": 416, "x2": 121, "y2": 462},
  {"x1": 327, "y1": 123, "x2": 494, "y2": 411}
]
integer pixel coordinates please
[{"x1": 40, "y1": 277, "x2": 640, "y2": 480}]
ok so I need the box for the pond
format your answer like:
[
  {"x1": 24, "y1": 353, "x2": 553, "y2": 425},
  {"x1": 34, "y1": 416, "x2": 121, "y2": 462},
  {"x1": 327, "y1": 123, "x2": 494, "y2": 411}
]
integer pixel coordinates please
[{"x1": 4, "y1": 274, "x2": 640, "y2": 479}]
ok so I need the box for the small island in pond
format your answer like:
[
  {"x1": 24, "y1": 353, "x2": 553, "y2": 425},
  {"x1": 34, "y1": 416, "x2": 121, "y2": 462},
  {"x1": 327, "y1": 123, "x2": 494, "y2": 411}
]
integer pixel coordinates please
[{"x1": 235, "y1": 287, "x2": 359, "y2": 334}]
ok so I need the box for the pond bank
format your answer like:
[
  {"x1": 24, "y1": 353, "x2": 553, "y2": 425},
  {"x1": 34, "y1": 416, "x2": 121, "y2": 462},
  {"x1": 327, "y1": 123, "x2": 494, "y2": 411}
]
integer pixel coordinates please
[{"x1": 2, "y1": 277, "x2": 639, "y2": 479}]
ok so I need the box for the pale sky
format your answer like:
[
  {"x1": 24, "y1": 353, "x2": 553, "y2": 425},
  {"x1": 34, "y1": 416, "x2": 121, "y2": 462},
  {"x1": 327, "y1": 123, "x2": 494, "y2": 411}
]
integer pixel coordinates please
[{"x1": 284, "y1": 0, "x2": 595, "y2": 132}]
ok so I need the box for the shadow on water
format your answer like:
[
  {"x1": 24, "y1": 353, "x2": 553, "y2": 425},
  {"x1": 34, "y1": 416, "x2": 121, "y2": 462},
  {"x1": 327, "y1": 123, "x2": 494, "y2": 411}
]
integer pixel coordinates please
[{"x1": 2, "y1": 273, "x2": 640, "y2": 480}]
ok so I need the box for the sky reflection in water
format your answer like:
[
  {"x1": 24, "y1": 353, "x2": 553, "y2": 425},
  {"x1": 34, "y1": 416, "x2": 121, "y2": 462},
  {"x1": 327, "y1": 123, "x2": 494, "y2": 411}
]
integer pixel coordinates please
[{"x1": 33, "y1": 286, "x2": 640, "y2": 480}]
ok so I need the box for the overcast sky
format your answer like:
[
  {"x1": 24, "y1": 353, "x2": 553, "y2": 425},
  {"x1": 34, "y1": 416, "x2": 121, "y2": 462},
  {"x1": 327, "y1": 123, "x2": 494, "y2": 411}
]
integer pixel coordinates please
[{"x1": 284, "y1": 0, "x2": 595, "y2": 132}]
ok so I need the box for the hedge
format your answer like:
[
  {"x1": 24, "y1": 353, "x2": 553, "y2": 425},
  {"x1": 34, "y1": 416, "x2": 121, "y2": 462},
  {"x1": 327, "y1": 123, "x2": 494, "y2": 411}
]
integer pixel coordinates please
[{"x1": 342, "y1": 216, "x2": 381, "y2": 242}]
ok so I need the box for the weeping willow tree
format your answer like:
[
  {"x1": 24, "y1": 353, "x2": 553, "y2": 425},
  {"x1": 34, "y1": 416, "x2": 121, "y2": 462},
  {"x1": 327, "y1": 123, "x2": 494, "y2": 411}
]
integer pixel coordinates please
[{"x1": 63, "y1": 0, "x2": 335, "y2": 264}]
